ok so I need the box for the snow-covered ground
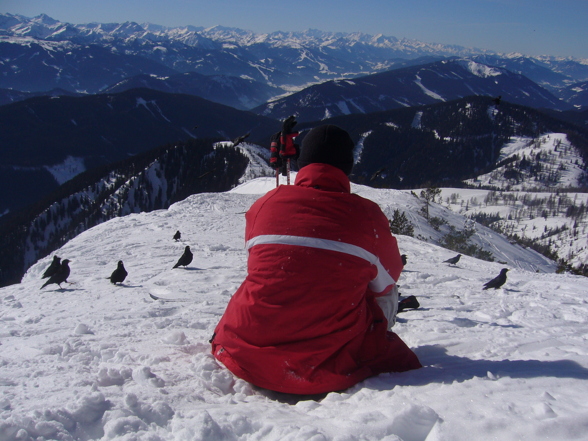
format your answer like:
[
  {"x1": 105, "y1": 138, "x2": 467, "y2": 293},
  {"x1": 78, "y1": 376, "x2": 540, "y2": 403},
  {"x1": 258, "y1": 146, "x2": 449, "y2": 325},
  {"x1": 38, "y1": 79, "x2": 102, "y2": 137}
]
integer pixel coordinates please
[{"x1": 1, "y1": 177, "x2": 588, "y2": 441}]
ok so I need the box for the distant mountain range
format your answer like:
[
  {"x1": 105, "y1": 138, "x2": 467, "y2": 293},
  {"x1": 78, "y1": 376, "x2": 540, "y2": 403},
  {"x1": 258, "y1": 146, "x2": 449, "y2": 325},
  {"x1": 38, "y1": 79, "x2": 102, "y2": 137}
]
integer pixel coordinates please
[
  {"x1": 1, "y1": 13, "x2": 588, "y2": 111},
  {"x1": 253, "y1": 59, "x2": 572, "y2": 122},
  {"x1": 559, "y1": 81, "x2": 588, "y2": 108},
  {"x1": 102, "y1": 72, "x2": 282, "y2": 110},
  {"x1": 5, "y1": 86, "x2": 583, "y2": 217},
  {"x1": 0, "y1": 88, "x2": 277, "y2": 214},
  {"x1": 312, "y1": 96, "x2": 588, "y2": 190}
]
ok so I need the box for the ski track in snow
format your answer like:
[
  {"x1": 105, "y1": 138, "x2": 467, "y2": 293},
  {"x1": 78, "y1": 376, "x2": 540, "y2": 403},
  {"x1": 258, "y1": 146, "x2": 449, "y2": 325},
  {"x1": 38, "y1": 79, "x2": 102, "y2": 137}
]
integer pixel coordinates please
[{"x1": 1, "y1": 178, "x2": 588, "y2": 441}]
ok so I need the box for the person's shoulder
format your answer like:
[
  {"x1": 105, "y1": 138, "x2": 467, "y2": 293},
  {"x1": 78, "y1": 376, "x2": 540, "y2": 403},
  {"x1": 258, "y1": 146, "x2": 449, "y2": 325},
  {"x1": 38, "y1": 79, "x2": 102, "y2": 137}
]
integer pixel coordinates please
[
  {"x1": 349, "y1": 192, "x2": 388, "y2": 219},
  {"x1": 249, "y1": 185, "x2": 293, "y2": 210},
  {"x1": 349, "y1": 192, "x2": 381, "y2": 208}
]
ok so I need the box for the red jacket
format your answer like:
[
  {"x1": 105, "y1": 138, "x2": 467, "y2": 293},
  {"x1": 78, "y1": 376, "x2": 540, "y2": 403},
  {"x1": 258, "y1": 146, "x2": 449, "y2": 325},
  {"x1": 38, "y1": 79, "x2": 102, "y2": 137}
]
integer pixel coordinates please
[{"x1": 212, "y1": 164, "x2": 421, "y2": 394}]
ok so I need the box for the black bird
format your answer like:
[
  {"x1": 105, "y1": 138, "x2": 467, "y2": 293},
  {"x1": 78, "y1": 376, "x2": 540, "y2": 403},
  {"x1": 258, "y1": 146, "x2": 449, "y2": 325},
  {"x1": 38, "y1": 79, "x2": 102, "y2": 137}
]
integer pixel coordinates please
[
  {"x1": 173, "y1": 246, "x2": 193, "y2": 269},
  {"x1": 443, "y1": 254, "x2": 461, "y2": 265},
  {"x1": 401, "y1": 254, "x2": 408, "y2": 266},
  {"x1": 42, "y1": 255, "x2": 61, "y2": 279},
  {"x1": 232, "y1": 132, "x2": 250, "y2": 147},
  {"x1": 483, "y1": 268, "x2": 509, "y2": 290},
  {"x1": 370, "y1": 167, "x2": 386, "y2": 181},
  {"x1": 397, "y1": 295, "x2": 420, "y2": 313},
  {"x1": 41, "y1": 259, "x2": 71, "y2": 289},
  {"x1": 173, "y1": 230, "x2": 181, "y2": 241},
  {"x1": 109, "y1": 260, "x2": 128, "y2": 285}
]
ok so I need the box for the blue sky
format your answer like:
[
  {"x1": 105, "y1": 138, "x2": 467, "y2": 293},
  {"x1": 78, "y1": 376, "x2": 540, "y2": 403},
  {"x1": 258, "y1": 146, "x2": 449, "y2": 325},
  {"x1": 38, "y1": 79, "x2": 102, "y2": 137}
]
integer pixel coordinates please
[{"x1": 2, "y1": 0, "x2": 587, "y2": 58}]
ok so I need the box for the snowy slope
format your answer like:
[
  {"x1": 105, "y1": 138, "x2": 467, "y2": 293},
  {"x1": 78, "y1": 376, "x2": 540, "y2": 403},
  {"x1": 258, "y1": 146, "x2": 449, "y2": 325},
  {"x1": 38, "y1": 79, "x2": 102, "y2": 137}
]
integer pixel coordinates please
[
  {"x1": 354, "y1": 184, "x2": 556, "y2": 274},
  {"x1": 1, "y1": 178, "x2": 588, "y2": 441},
  {"x1": 440, "y1": 132, "x2": 588, "y2": 270},
  {"x1": 438, "y1": 186, "x2": 588, "y2": 270},
  {"x1": 465, "y1": 133, "x2": 587, "y2": 191}
]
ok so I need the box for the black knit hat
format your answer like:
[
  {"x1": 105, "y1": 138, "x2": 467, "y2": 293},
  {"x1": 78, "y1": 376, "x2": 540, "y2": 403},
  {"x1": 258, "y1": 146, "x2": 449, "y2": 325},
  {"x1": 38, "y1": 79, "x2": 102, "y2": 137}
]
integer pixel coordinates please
[{"x1": 297, "y1": 125, "x2": 355, "y2": 175}]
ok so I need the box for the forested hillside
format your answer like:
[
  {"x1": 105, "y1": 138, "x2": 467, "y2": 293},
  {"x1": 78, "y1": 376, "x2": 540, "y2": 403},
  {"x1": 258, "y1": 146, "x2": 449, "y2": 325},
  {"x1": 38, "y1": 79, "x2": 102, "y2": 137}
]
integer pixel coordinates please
[{"x1": 0, "y1": 138, "x2": 260, "y2": 287}]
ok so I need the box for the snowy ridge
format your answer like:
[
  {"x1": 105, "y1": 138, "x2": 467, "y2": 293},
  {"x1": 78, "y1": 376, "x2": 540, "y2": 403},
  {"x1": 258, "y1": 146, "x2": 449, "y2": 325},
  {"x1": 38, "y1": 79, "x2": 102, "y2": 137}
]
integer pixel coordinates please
[
  {"x1": 254, "y1": 60, "x2": 572, "y2": 122},
  {"x1": 215, "y1": 141, "x2": 274, "y2": 184},
  {"x1": 458, "y1": 59, "x2": 503, "y2": 78},
  {"x1": 2, "y1": 12, "x2": 588, "y2": 106},
  {"x1": 0, "y1": 14, "x2": 491, "y2": 57},
  {"x1": 3, "y1": 178, "x2": 587, "y2": 440},
  {"x1": 466, "y1": 133, "x2": 587, "y2": 191},
  {"x1": 0, "y1": 34, "x2": 73, "y2": 51}
]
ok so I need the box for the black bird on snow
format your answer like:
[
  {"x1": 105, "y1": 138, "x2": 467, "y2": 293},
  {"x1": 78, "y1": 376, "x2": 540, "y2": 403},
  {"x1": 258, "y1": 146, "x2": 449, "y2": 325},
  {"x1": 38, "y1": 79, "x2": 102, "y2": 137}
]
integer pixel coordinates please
[
  {"x1": 173, "y1": 230, "x2": 181, "y2": 241},
  {"x1": 41, "y1": 259, "x2": 71, "y2": 289},
  {"x1": 173, "y1": 246, "x2": 193, "y2": 269},
  {"x1": 232, "y1": 132, "x2": 250, "y2": 147},
  {"x1": 109, "y1": 260, "x2": 128, "y2": 285},
  {"x1": 42, "y1": 255, "x2": 61, "y2": 279},
  {"x1": 443, "y1": 254, "x2": 461, "y2": 265},
  {"x1": 483, "y1": 268, "x2": 509, "y2": 290},
  {"x1": 401, "y1": 254, "x2": 408, "y2": 266}
]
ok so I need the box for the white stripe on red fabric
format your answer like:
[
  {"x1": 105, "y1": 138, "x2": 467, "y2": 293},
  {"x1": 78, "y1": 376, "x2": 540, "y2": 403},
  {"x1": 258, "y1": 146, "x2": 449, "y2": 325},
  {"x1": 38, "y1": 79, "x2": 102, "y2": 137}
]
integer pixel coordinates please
[{"x1": 246, "y1": 234, "x2": 396, "y2": 293}]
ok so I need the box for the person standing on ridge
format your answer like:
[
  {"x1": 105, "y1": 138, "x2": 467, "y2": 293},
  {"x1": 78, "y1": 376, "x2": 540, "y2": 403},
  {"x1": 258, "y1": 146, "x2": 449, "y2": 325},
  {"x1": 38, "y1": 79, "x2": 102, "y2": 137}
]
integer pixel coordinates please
[{"x1": 211, "y1": 124, "x2": 421, "y2": 395}]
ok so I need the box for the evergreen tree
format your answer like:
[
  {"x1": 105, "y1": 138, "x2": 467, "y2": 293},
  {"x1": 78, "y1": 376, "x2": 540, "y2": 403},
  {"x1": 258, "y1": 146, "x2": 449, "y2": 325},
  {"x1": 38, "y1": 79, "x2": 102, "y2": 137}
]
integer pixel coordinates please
[
  {"x1": 420, "y1": 187, "x2": 441, "y2": 219},
  {"x1": 389, "y1": 209, "x2": 415, "y2": 237}
]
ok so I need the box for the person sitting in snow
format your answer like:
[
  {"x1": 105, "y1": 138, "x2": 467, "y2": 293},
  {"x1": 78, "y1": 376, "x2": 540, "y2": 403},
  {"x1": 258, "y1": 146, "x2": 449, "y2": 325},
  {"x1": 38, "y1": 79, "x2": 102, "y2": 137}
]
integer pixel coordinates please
[{"x1": 210, "y1": 125, "x2": 422, "y2": 395}]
